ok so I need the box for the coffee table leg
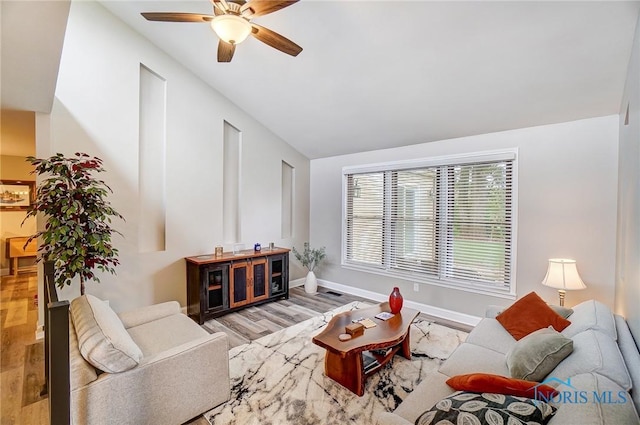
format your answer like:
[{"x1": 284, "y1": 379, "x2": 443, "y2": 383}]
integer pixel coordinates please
[
  {"x1": 400, "y1": 329, "x2": 412, "y2": 360},
  {"x1": 324, "y1": 350, "x2": 365, "y2": 396}
]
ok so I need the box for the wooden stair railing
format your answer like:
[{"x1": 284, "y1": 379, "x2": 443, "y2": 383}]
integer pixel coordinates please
[{"x1": 43, "y1": 261, "x2": 70, "y2": 425}]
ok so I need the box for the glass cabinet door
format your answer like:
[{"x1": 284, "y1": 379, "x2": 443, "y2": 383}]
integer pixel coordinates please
[
  {"x1": 268, "y1": 254, "x2": 286, "y2": 296},
  {"x1": 204, "y1": 265, "x2": 228, "y2": 312},
  {"x1": 251, "y1": 258, "x2": 268, "y2": 303},
  {"x1": 230, "y1": 262, "x2": 249, "y2": 308}
]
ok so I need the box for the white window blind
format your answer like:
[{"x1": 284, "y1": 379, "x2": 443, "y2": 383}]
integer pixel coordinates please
[{"x1": 343, "y1": 152, "x2": 515, "y2": 294}]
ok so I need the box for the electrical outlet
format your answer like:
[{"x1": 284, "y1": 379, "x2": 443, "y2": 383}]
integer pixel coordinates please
[{"x1": 413, "y1": 283, "x2": 419, "y2": 292}]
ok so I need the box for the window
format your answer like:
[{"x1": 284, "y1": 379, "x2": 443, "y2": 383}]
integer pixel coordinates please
[{"x1": 343, "y1": 151, "x2": 516, "y2": 295}]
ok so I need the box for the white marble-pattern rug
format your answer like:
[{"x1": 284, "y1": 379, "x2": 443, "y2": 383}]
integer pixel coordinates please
[{"x1": 205, "y1": 301, "x2": 467, "y2": 425}]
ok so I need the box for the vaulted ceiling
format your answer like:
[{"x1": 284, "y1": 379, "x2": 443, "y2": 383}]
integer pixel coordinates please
[{"x1": 3, "y1": 1, "x2": 639, "y2": 159}]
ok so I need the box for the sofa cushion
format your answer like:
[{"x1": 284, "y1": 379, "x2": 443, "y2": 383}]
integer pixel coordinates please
[
  {"x1": 561, "y1": 300, "x2": 617, "y2": 340},
  {"x1": 392, "y1": 371, "x2": 454, "y2": 424},
  {"x1": 506, "y1": 327, "x2": 573, "y2": 382},
  {"x1": 485, "y1": 304, "x2": 573, "y2": 319},
  {"x1": 446, "y1": 373, "x2": 558, "y2": 399},
  {"x1": 439, "y1": 343, "x2": 510, "y2": 377},
  {"x1": 414, "y1": 392, "x2": 556, "y2": 425},
  {"x1": 465, "y1": 318, "x2": 516, "y2": 354},
  {"x1": 496, "y1": 292, "x2": 571, "y2": 340},
  {"x1": 70, "y1": 294, "x2": 143, "y2": 373},
  {"x1": 546, "y1": 373, "x2": 639, "y2": 425},
  {"x1": 549, "y1": 329, "x2": 632, "y2": 390},
  {"x1": 127, "y1": 313, "x2": 209, "y2": 358},
  {"x1": 118, "y1": 301, "x2": 181, "y2": 329}
]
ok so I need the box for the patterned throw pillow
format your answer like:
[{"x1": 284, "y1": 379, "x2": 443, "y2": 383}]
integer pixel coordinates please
[{"x1": 415, "y1": 391, "x2": 557, "y2": 425}]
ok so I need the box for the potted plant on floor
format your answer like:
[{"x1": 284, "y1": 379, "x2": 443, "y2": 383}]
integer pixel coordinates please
[
  {"x1": 292, "y1": 242, "x2": 326, "y2": 294},
  {"x1": 24, "y1": 153, "x2": 125, "y2": 295}
]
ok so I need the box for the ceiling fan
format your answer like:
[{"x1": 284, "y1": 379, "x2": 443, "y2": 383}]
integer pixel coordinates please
[{"x1": 141, "y1": 0, "x2": 302, "y2": 63}]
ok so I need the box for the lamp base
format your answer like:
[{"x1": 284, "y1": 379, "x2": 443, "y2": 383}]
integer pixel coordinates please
[{"x1": 557, "y1": 289, "x2": 566, "y2": 307}]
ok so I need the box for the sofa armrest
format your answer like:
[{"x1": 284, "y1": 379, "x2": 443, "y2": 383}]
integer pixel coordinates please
[
  {"x1": 118, "y1": 301, "x2": 181, "y2": 329},
  {"x1": 71, "y1": 332, "x2": 230, "y2": 425},
  {"x1": 375, "y1": 412, "x2": 413, "y2": 425}
]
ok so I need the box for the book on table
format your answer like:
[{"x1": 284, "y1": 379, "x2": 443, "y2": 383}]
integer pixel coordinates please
[
  {"x1": 375, "y1": 312, "x2": 395, "y2": 321},
  {"x1": 371, "y1": 347, "x2": 393, "y2": 357},
  {"x1": 362, "y1": 351, "x2": 380, "y2": 372}
]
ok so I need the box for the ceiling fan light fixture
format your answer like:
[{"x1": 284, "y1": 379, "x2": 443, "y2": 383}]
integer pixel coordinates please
[{"x1": 211, "y1": 15, "x2": 251, "y2": 45}]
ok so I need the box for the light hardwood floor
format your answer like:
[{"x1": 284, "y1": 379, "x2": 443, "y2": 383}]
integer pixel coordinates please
[
  {"x1": 0, "y1": 273, "x2": 471, "y2": 425},
  {"x1": 1, "y1": 273, "x2": 48, "y2": 425}
]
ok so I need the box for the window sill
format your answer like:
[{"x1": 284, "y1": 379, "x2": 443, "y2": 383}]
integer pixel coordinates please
[{"x1": 341, "y1": 263, "x2": 517, "y2": 300}]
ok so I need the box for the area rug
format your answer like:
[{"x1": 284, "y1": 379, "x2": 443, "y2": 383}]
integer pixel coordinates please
[{"x1": 205, "y1": 301, "x2": 467, "y2": 425}]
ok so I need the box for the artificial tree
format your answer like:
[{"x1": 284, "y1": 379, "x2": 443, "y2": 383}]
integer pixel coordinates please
[{"x1": 24, "y1": 153, "x2": 124, "y2": 295}]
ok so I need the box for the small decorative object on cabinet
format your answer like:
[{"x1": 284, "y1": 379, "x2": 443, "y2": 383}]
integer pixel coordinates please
[
  {"x1": 389, "y1": 287, "x2": 403, "y2": 314},
  {"x1": 186, "y1": 248, "x2": 289, "y2": 324}
]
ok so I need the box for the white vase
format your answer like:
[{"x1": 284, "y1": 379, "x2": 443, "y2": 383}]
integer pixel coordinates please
[{"x1": 304, "y1": 270, "x2": 318, "y2": 294}]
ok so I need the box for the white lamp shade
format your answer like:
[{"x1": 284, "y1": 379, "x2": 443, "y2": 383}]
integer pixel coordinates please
[
  {"x1": 541, "y1": 259, "x2": 587, "y2": 291},
  {"x1": 210, "y1": 15, "x2": 251, "y2": 44}
]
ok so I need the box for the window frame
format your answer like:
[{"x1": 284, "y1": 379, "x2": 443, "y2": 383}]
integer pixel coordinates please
[{"x1": 341, "y1": 149, "x2": 518, "y2": 298}]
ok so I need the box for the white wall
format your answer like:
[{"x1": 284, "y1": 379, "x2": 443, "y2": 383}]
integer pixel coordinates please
[
  {"x1": 45, "y1": 1, "x2": 310, "y2": 311},
  {"x1": 310, "y1": 116, "x2": 619, "y2": 318},
  {"x1": 616, "y1": 12, "x2": 640, "y2": 343}
]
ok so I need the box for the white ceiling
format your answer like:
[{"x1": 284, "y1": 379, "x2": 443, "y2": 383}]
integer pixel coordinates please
[
  {"x1": 3, "y1": 1, "x2": 639, "y2": 159},
  {"x1": 0, "y1": 0, "x2": 70, "y2": 113}
]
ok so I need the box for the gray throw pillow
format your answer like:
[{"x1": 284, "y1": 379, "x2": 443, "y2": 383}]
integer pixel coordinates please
[
  {"x1": 506, "y1": 327, "x2": 573, "y2": 382},
  {"x1": 548, "y1": 304, "x2": 574, "y2": 319}
]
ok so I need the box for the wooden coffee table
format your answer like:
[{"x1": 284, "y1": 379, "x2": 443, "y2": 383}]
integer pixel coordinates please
[{"x1": 312, "y1": 302, "x2": 419, "y2": 396}]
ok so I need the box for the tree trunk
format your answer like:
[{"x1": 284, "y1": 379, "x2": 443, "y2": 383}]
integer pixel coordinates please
[{"x1": 80, "y1": 276, "x2": 85, "y2": 296}]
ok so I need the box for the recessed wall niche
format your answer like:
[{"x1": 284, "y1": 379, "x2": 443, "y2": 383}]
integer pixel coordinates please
[
  {"x1": 223, "y1": 121, "x2": 242, "y2": 244},
  {"x1": 138, "y1": 64, "x2": 167, "y2": 253},
  {"x1": 281, "y1": 161, "x2": 294, "y2": 239}
]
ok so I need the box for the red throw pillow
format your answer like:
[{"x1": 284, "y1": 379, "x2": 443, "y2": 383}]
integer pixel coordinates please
[
  {"x1": 496, "y1": 292, "x2": 571, "y2": 340},
  {"x1": 446, "y1": 373, "x2": 559, "y2": 400}
]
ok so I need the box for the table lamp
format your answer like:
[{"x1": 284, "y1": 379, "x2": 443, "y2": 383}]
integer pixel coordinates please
[{"x1": 541, "y1": 258, "x2": 586, "y2": 306}]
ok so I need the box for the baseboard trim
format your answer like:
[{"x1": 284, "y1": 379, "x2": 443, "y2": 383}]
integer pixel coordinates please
[
  {"x1": 317, "y1": 279, "x2": 481, "y2": 327},
  {"x1": 290, "y1": 278, "x2": 305, "y2": 288}
]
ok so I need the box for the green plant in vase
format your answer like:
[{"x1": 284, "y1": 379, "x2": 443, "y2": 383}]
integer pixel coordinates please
[
  {"x1": 292, "y1": 242, "x2": 326, "y2": 294},
  {"x1": 24, "y1": 153, "x2": 125, "y2": 295}
]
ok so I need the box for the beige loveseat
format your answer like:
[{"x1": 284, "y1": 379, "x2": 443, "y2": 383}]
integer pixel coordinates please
[
  {"x1": 68, "y1": 294, "x2": 230, "y2": 425},
  {"x1": 376, "y1": 299, "x2": 640, "y2": 425}
]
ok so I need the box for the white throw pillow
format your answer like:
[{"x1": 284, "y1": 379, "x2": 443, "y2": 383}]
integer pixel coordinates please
[{"x1": 70, "y1": 294, "x2": 143, "y2": 373}]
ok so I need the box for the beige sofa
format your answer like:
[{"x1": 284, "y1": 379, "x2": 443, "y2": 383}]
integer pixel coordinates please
[
  {"x1": 68, "y1": 294, "x2": 230, "y2": 425},
  {"x1": 376, "y1": 300, "x2": 640, "y2": 425}
]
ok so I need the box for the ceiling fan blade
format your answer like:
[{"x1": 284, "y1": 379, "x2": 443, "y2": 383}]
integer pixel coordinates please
[
  {"x1": 217, "y1": 0, "x2": 230, "y2": 11},
  {"x1": 141, "y1": 12, "x2": 214, "y2": 23},
  {"x1": 241, "y1": 0, "x2": 298, "y2": 18},
  {"x1": 250, "y1": 23, "x2": 302, "y2": 57},
  {"x1": 211, "y1": 0, "x2": 226, "y2": 14},
  {"x1": 218, "y1": 40, "x2": 236, "y2": 62}
]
